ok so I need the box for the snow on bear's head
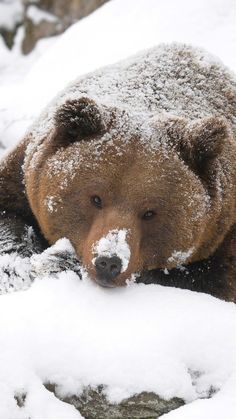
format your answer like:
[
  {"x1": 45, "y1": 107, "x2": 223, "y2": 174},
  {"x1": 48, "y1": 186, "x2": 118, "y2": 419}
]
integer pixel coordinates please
[{"x1": 24, "y1": 97, "x2": 232, "y2": 287}]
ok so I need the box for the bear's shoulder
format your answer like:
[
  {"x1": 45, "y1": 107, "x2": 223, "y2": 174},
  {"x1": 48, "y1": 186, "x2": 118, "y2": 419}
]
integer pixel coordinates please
[{"x1": 0, "y1": 138, "x2": 32, "y2": 221}]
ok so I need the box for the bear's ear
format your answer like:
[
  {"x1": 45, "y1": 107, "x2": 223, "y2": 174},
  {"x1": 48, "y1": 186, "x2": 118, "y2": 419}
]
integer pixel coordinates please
[
  {"x1": 162, "y1": 115, "x2": 229, "y2": 172},
  {"x1": 183, "y1": 116, "x2": 228, "y2": 169},
  {"x1": 54, "y1": 97, "x2": 107, "y2": 142}
]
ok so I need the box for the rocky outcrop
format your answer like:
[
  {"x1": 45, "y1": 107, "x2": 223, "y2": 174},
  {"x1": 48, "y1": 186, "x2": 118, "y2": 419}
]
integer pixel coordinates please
[
  {"x1": 45, "y1": 384, "x2": 185, "y2": 419},
  {"x1": 0, "y1": 0, "x2": 109, "y2": 54}
]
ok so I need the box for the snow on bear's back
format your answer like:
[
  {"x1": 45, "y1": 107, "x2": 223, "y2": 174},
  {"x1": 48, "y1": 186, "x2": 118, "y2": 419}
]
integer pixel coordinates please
[
  {"x1": 26, "y1": 43, "x2": 236, "y2": 158},
  {"x1": 65, "y1": 43, "x2": 236, "y2": 119}
]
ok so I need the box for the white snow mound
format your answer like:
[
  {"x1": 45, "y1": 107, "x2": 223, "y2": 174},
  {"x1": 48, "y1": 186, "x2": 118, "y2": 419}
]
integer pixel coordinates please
[{"x1": 0, "y1": 275, "x2": 236, "y2": 418}]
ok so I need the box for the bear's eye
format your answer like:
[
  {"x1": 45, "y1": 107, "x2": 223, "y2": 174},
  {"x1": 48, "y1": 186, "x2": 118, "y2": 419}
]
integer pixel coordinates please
[
  {"x1": 91, "y1": 195, "x2": 102, "y2": 209},
  {"x1": 142, "y1": 210, "x2": 156, "y2": 220}
]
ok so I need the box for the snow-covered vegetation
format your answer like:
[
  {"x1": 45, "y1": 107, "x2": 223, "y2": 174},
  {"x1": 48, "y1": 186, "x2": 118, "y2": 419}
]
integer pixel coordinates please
[{"x1": 0, "y1": 0, "x2": 236, "y2": 418}]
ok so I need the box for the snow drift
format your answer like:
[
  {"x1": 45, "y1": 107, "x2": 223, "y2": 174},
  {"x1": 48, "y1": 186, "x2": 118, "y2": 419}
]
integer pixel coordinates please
[{"x1": 1, "y1": 273, "x2": 236, "y2": 419}]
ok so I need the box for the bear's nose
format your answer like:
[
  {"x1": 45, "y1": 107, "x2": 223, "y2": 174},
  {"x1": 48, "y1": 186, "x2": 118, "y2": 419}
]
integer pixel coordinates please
[{"x1": 95, "y1": 256, "x2": 122, "y2": 283}]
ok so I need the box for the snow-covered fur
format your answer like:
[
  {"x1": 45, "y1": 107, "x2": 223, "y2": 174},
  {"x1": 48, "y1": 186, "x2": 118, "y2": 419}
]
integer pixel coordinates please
[
  {"x1": 0, "y1": 43, "x2": 236, "y2": 300},
  {"x1": 0, "y1": 220, "x2": 81, "y2": 294}
]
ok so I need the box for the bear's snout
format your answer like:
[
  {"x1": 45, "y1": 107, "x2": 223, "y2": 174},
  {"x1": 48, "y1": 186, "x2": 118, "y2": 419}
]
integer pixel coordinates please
[
  {"x1": 94, "y1": 255, "x2": 122, "y2": 287},
  {"x1": 82, "y1": 225, "x2": 141, "y2": 286}
]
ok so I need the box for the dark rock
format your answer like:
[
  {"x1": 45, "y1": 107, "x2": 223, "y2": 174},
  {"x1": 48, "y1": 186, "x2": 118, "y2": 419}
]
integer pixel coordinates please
[
  {"x1": 45, "y1": 384, "x2": 185, "y2": 419},
  {"x1": 0, "y1": 24, "x2": 20, "y2": 49}
]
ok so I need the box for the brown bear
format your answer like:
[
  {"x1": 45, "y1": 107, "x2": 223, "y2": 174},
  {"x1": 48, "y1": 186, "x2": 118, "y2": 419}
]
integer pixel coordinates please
[{"x1": 0, "y1": 43, "x2": 236, "y2": 301}]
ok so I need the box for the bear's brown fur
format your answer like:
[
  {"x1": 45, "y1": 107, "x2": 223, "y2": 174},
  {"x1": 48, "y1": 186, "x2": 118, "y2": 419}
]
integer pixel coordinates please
[{"x1": 1, "y1": 43, "x2": 236, "y2": 301}]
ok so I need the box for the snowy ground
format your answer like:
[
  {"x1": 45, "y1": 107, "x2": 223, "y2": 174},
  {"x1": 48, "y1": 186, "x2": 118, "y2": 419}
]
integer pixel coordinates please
[
  {"x1": 0, "y1": 0, "x2": 236, "y2": 418},
  {"x1": 2, "y1": 273, "x2": 236, "y2": 419}
]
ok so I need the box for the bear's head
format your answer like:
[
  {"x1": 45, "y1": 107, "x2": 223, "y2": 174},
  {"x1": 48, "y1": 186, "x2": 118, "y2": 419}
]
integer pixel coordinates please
[{"x1": 24, "y1": 97, "x2": 235, "y2": 287}]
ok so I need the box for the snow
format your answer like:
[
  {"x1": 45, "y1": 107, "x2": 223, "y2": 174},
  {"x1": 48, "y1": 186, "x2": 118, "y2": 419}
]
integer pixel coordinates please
[
  {"x1": 0, "y1": 238, "x2": 78, "y2": 294},
  {"x1": 92, "y1": 229, "x2": 131, "y2": 273},
  {"x1": 30, "y1": 238, "x2": 77, "y2": 277},
  {"x1": 0, "y1": 0, "x2": 23, "y2": 30},
  {"x1": 168, "y1": 248, "x2": 195, "y2": 267},
  {"x1": 24, "y1": 0, "x2": 236, "y2": 101},
  {"x1": 0, "y1": 253, "x2": 31, "y2": 293},
  {"x1": 44, "y1": 195, "x2": 57, "y2": 213},
  {"x1": 0, "y1": 27, "x2": 58, "y2": 157},
  {"x1": 0, "y1": 0, "x2": 236, "y2": 418},
  {"x1": 27, "y1": 5, "x2": 58, "y2": 25},
  {"x1": 0, "y1": 275, "x2": 236, "y2": 419}
]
